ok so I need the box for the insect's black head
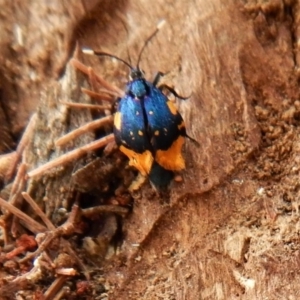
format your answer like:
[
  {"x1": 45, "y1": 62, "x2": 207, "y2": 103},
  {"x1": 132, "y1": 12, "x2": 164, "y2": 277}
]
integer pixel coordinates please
[{"x1": 130, "y1": 68, "x2": 144, "y2": 80}]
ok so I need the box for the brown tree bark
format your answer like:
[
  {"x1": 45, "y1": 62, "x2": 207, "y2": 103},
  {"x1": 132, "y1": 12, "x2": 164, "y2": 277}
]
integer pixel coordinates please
[{"x1": 1, "y1": 0, "x2": 300, "y2": 299}]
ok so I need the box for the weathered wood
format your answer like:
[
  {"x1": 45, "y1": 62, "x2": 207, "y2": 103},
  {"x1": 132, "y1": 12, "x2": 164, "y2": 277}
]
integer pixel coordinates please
[{"x1": 1, "y1": 0, "x2": 300, "y2": 299}]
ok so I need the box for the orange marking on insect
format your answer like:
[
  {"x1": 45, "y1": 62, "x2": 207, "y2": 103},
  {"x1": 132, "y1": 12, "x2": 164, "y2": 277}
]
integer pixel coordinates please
[
  {"x1": 155, "y1": 136, "x2": 185, "y2": 171},
  {"x1": 114, "y1": 112, "x2": 122, "y2": 130},
  {"x1": 166, "y1": 101, "x2": 178, "y2": 115},
  {"x1": 119, "y1": 146, "x2": 153, "y2": 176}
]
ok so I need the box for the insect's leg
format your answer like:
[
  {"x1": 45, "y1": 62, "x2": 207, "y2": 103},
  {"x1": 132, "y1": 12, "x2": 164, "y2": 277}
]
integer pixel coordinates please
[
  {"x1": 158, "y1": 84, "x2": 191, "y2": 100},
  {"x1": 185, "y1": 133, "x2": 200, "y2": 146},
  {"x1": 152, "y1": 71, "x2": 166, "y2": 86}
]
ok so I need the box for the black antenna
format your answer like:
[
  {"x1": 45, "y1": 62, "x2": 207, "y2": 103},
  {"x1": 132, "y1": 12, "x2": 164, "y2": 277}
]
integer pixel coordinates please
[
  {"x1": 136, "y1": 20, "x2": 166, "y2": 70},
  {"x1": 82, "y1": 20, "x2": 166, "y2": 71},
  {"x1": 82, "y1": 48, "x2": 133, "y2": 71}
]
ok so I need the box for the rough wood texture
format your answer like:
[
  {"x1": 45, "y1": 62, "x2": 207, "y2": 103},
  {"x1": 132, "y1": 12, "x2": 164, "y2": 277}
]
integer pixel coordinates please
[
  {"x1": 1, "y1": 0, "x2": 300, "y2": 299},
  {"x1": 25, "y1": 62, "x2": 94, "y2": 223}
]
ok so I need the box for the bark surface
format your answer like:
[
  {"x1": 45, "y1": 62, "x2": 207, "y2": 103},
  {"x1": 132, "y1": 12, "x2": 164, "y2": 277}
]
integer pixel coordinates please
[{"x1": 0, "y1": 0, "x2": 299, "y2": 299}]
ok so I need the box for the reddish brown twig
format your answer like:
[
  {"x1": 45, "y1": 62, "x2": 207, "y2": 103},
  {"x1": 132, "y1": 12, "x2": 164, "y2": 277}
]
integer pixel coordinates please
[
  {"x1": 0, "y1": 196, "x2": 47, "y2": 234},
  {"x1": 59, "y1": 101, "x2": 111, "y2": 110},
  {"x1": 1, "y1": 163, "x2": 28, "y2": 239},
  {"x1": 43, "y1": 276, "x2": 69, "y2": 300},
  {"x1": 55, "y1": 115, "x2": 113, "y2": 147},
  {"x1": 28, "y1": 133, "x2": 115, "y2": 178},
  {"x1": 55, "y1": 268, "x2": 77, "y2": 276},
  {"x1": 71, "y1": 58, "x2": 124, "y2": 96},
  {"x1": 80, "y1": 205, "x2": 129, "y2": 217},
  {"x1": 19, "y1": 205, "x2": 79, "y2": 264},
  {"x1": 82, "y1": 87, "x2": 120, "y2": 99},
  {"x1": 22, "y1": 192, "x2": 55, "y2": 230},
  {"x1": 5, "y1": 234, "x2": 37, "y2": 259},
  {"x1": 5, "y1": 113, "x2": 37, "y2": 182},
  {"x1": 9, "y1": 163, "x2": 27, "y2": 199}
]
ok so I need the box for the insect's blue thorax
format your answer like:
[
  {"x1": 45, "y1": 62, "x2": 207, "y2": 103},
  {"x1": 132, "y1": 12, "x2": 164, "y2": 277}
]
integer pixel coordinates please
[{"x1": 126, "y1": 78, "x2": 150, "y2": 98}]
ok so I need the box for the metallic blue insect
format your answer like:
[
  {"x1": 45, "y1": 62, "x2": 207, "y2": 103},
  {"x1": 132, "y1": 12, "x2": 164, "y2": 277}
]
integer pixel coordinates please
[{"x1": 85, "y1": 23, "x2": 196, "y2": 189}]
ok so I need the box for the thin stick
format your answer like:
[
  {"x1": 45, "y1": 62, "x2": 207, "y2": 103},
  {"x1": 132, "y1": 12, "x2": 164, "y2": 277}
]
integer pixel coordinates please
[
  {"x1": 28, "y1": 133, "x2": 115, "y2": 178},
  {"x1": 0, "y1": 197, "x2": 47, "y2": 234},
  {"x1": 55, "y1": 268, "x2": 77, "y2": 276},
  {"x1": 44, "y1": 276, "x2": 68, "y2": 300},
  {"x1": 22, "y1": 192, "x2": 55, "y2": 230},
  {"x1": 97, "y1": 88, "x2": 121, "y2": 98},
  {"x1": 2, "y1": 163, "x2": 27, "y2": 226},
  {"x1": 81, "y1": 205, "x2": 129, "y2": 217},
  {"x1": 60, "y1": 101, "x2": 111, "y2": 110},
  {"x1": 19, "y1": 205, "x2": 79, "y2": 263},
  {"x1": 61, "y1": 239, "x2": 90, "y2": 280},
  {"x1": 55, "y1": 115, "x2": 113, "y2": 147},
  {"x1": 52, "y1": 286, "x2": 69, "y2": 300},
  {"x1": 6, "y1": 114, "x2": 37, "y2": 181},
  {"x1": 70, "y1": 58, "x2": 124, "y2": 95},
  {"x1": 81, "y1": 88, "x2": 116, "y2": 102},
  {"x1": 9, "y1": 163, "x2": 27, "y2": 198},
  {"x1": 17, "y1": 114, "x2": 37, "y2": 153}
]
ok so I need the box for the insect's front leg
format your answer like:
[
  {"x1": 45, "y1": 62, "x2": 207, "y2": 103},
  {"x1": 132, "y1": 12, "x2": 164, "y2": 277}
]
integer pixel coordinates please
[
  {"x1": 153, "y1": 71, "x2": 191, "y2": 100},
  {"x1": 152, "y1": 71, "x2": 165, "y2": 86},
  {"x1": 158, "y1": 84, "x2": 191, "y2": 100}
]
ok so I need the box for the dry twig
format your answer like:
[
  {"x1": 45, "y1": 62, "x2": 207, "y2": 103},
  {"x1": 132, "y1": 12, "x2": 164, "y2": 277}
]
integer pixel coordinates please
[
  {"x1": 71, "y1": 58, "x2": 124, "y2": 96},
  {"x1": 22, "y1": 192, "x2": 55, "y2": 230},
  {"x1": 28, "y1": 133, "x2": 115, "y2": 178},
  {"x1": 5, "y1": 114, "x2": 37, "y2": 182},
  {"x1": 43, "y1": 276, "x2": 69, "y2": 300},
  {"x1": 55, "y1": 115, "x2": 113, "y2": 147},
  {"x1": 0, "y1": 196, "x2": 47, "y2": 234}
]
